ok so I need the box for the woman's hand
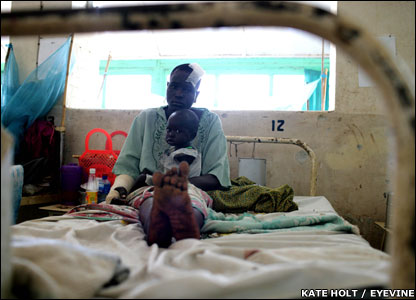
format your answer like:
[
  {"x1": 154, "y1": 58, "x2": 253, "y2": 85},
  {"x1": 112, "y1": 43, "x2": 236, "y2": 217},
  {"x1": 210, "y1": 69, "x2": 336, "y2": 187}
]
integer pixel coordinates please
[
  {"x1": 105, "y1": 187, "x2": 131, "y2": 205},
  {"x1": 188, "y1": 174, "x2": 221, "y2": 191},
  {"x1": 105, "y1": 190, "x2": 121, "y2": 204}
]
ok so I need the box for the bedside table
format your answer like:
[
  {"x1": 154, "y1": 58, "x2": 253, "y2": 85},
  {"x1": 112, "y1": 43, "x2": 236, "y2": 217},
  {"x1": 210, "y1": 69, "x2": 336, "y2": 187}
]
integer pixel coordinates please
[{"x1": 39, "y1": 204, "x2": 76, "y2": 216}]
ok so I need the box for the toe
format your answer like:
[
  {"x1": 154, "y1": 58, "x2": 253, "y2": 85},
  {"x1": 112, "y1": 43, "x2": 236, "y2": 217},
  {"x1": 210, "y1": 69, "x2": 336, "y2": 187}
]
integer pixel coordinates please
[
  {"x1": 177, "y1": 180, "x2": 188, "y2": 191},
  {"x1": 153, "y1": 172, "x2": 164, "y2": 187},
  {"x1": 163, "y1": 175, "x2": 172, "y2": 185},
  {"x1": 167, "y1": 167, "x2": 178, "y2": 176},
  {"x1": 178, "y1": 161, "x2": 190, "y2": 178},
  {"x1": 169, "y1": 176, "x2": 178, "y2": 186}
]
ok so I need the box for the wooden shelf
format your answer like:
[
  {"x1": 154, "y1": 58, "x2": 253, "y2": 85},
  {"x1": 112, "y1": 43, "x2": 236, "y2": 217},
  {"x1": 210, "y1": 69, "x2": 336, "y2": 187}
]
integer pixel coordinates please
[
  {"x1": 55, "y1": 126, "x2": 66, "y2": 132},
  {"x1": 375, "y1": 221, "x2": 392, "y2": 234},
  {"x1": 20, "y1": 193, "x2": 61, "y2": 206},
  {"x1": 39, "y1": 204, "x2": 75, "y2": 216}
]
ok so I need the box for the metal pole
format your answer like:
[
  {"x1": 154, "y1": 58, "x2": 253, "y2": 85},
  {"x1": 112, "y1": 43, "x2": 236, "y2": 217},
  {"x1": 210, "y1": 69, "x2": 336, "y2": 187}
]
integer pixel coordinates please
[{"x1": 321, "y1": 38, "x2": 325, "y2": 110}]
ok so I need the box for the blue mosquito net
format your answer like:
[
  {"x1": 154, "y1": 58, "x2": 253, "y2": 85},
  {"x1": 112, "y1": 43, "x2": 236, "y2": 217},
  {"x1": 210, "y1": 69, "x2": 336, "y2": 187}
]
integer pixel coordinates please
[
  {"x1": 1, "y1": 44, "x2": 19, "y2": 108},
  {"x1": 1, "y1": 36, "x2": 73, "y2": 156}
]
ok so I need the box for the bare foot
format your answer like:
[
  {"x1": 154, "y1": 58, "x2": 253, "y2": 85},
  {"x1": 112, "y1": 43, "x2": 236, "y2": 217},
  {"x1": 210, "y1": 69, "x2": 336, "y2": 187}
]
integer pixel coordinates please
[
  {"x1": 146, "y1": 170, "x2": 176, "y2": 248},
  {"x1": 146, "y1": 205, "x2": 172, "y2": 248},
  {"x1": 152, "y1": 162, "x2": 200, "y2": 241}
]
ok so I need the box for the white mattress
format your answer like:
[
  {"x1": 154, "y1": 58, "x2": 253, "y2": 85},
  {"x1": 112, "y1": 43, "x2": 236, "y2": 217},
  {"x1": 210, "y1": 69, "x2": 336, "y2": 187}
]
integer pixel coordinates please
[{"x1": 10, "y1": 196, "x2": 390, "y2": 299}]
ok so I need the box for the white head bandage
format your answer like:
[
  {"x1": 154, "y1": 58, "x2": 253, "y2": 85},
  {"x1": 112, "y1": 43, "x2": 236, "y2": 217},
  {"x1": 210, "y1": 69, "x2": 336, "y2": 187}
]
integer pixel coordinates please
[{"x1": 185, "y1": 63, "x2": 205, "y2": 88}]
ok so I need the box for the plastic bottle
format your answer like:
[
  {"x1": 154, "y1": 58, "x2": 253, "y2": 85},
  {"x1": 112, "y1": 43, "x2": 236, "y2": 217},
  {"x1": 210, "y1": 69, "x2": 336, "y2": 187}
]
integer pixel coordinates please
[
  {"x1": 98, "y1": 174, "x2": 111, "y2": 203},
  {"x1": 86, "y1": 168, "x2": 98, "y2": 204},
  {"x1": 102, "y1": 174, "x2": 111, "y2": 195}
]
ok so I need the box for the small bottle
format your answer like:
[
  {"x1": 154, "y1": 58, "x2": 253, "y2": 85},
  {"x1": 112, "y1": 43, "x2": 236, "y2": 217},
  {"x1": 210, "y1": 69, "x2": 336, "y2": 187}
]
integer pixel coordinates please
[
  {"x1": 102, "y1": 174, "x2": 111, "y2": 195},
  {"x1": 98, "y1": 174, "x2": 111, "y2": 203},
  {"x1": 98, "y1": 177, "x2": 104, "y2": 194},
  {"x1": 86, "y1": 168, "x2": 98, "y2": 204}
]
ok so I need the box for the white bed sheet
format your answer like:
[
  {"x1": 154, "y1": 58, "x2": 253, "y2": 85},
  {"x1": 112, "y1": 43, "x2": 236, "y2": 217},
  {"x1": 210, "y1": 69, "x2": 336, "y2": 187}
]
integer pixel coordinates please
[{"x1": 10, "y1": 196, "x2": 390, "y2": 299}]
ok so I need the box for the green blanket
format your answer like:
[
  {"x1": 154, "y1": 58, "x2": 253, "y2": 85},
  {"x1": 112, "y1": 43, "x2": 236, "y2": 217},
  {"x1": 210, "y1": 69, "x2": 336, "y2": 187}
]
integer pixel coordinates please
[
  {"x1": 207, "y1": 177, "x2": 298, "y2": 213},
  {"x1": 201, "y1": 209, "x2": 359, "y2": 236}
]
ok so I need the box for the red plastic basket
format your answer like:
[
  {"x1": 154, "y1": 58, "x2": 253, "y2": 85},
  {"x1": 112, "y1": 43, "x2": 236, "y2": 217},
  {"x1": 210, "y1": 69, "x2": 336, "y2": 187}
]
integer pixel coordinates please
[
  {"x1": 78, "y1": 128, "x2": 118, "y2": 185},
  {"x1": 105, "y1": 130, "x2": 128, "y2": 156}
]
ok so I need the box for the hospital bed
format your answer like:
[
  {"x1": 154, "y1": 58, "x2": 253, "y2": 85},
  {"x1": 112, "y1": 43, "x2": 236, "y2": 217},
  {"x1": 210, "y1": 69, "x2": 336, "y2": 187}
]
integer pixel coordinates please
[
  {"x1": 2, "y1": 1, "x2": 414, "y2": 298},
  {"x1": 8, "y1": 136, "x2": 390, "y2": 299}
]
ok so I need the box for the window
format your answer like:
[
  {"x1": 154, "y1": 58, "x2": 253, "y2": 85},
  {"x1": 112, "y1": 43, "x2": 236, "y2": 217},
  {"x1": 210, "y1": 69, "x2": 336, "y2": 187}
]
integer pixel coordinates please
[
  {"x1": 217, "y1": 74, "x2": 270, "y2": 111},
  {"x1": 103, "y1": 75, "x2": 156, "y2": 109},
  {"x1": 273, "y1": 75, "x2": 307, "y2": 111},
  {"x1": 95, "y1": 57, "x2": 330, "y2": 111},
  {"x1": 65, "y1": 1, "x2": 337, "y2": 111}
]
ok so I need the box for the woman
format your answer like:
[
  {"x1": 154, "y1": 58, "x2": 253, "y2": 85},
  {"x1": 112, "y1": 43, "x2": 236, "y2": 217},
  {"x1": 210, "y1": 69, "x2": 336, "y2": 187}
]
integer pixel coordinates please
[{"x1": 106, "y1": 63, "x2": 231, "y2": 247}]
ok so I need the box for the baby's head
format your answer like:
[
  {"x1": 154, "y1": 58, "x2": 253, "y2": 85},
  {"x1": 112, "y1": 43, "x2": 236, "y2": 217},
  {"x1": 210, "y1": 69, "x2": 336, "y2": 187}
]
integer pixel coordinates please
[{"x1": 166, "y1": 109, "x2": 199, "y2": 149}]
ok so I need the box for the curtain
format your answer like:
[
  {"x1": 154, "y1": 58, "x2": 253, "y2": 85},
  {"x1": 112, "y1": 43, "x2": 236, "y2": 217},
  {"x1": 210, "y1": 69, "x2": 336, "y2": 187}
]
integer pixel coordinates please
[
  {"x1": 303, "y1": 69, "x2": 330, "y2": 111},
  {"x1": 1, "y1": 44, "x2": 20, "y2": 108},
  {"x1": 1, "y1": 36, "x2": 72, "y2": 156}
]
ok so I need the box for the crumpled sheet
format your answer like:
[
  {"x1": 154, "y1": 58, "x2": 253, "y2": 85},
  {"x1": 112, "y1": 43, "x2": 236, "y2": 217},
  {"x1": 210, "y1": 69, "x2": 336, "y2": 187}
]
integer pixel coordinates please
[
  {"x1": 11, "y1": 235, "x2": 129, "y2": 299},
  {"x1": 10, "y1": 196, "x2": 391, "y2": 299}
]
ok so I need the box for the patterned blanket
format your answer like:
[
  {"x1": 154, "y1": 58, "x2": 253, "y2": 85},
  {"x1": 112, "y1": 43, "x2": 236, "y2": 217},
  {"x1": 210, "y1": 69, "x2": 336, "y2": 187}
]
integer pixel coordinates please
[
  {"x1": 207, "y1": 176, "x2": 298, "y2": 213},
  {"x1": 66, "y1": 204, "x2": 139, "y2": 224}
]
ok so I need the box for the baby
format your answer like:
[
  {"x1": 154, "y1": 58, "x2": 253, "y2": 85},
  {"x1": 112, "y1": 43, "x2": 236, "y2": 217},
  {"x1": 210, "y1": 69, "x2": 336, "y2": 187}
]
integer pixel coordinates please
[
  {"x1": 115, "y1": 109, "x2": 201, "y2": 199},
  {"x1": 161, "y1": 108, "x2": 201, "y2": 177}
]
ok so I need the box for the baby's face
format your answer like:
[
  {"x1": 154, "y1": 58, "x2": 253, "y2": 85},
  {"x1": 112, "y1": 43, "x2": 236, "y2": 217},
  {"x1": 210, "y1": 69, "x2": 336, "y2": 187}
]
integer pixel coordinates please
[{"x1": 166, "y1": 117, "x2": 192, "y2": 148}]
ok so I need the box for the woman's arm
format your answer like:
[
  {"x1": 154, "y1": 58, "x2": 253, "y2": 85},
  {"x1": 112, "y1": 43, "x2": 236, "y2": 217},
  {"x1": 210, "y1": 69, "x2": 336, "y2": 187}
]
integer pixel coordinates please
[
  {"x1": 188, "y1": 174, "x2": 221, "y2": 191},
  {"x1": 198, "y1": 113, "x2": 231, "y2": 189},
  {"x1": 112, "y1": 113, "x2": 145, "y2": 179}
]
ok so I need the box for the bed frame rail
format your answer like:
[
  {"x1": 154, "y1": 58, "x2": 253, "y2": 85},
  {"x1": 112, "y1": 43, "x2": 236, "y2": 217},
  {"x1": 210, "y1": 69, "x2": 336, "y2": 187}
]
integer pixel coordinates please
[{"x1": 226, "y1": 136, "x2": 317, "y2": 196}]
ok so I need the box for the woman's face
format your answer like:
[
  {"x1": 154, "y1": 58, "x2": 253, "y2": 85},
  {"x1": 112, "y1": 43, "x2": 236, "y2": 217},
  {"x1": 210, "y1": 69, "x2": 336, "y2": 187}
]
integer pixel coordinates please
[{"x1": 166, "y1": 69, "x2": 199, "y2": 111}]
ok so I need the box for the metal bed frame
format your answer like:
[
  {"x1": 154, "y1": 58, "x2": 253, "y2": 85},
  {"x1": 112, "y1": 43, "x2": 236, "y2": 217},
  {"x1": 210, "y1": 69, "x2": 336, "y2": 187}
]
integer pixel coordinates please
[{"x1": 226, "y1": 136, "x2": 317, "y2": 196}]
